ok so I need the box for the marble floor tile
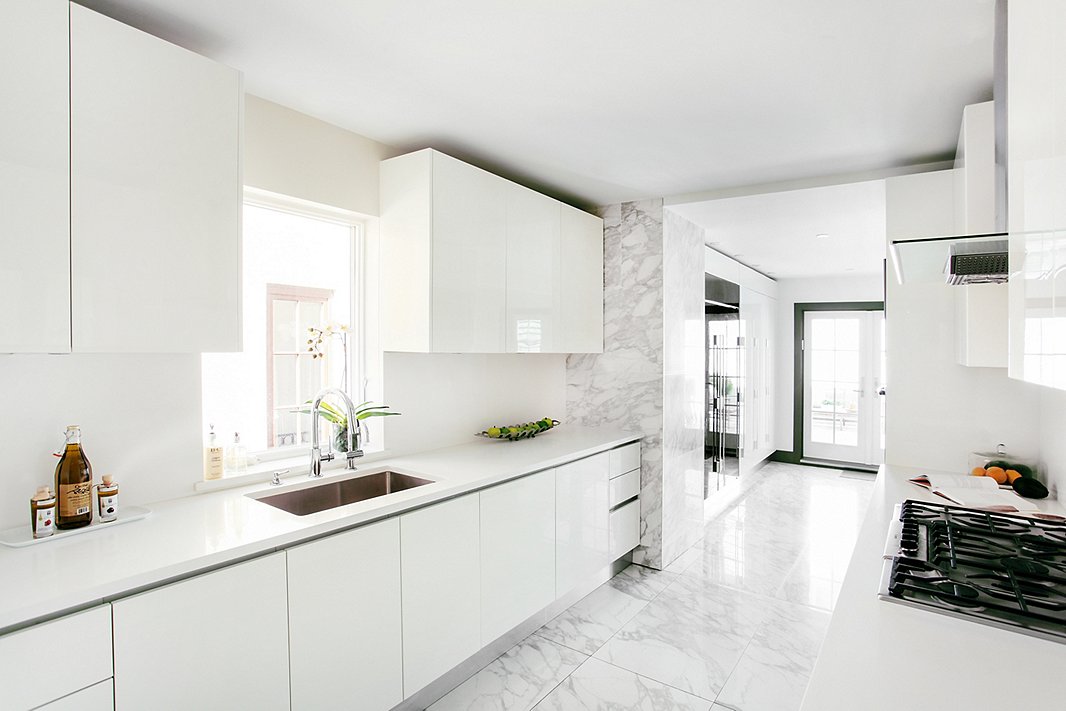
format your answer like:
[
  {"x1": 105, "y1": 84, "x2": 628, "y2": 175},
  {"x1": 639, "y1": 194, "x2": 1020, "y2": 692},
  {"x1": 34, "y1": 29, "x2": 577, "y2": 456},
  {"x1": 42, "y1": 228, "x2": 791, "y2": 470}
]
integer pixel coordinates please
[
  {"x1": 714, "y1": 601, "x2": 831, "y2": 711},
  {"x1": 682, "y1": 534, "x2": 803, "y2": 598},
  {"x1": 592, "y1": 578, "x2": 770, "y2": 700},
  {"x1": 532, "y1": 657, "x2": 713, "y2": 711},
  {"x1": 427, "y1": 634, "x2": 587, "y2": 711},
  {"x1": 537, "y1": 564, "x2": 675, "y2": 655}
]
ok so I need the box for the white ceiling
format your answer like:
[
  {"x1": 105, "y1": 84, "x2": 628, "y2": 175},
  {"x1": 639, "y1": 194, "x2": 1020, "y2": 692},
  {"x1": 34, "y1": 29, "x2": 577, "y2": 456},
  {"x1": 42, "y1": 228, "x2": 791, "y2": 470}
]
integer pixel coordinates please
[
  {"x1": 669, "y1": 180, "x2": 887, "y2": 279},
  {"x1": 74, "y1": 0, "x2": 994, "y2": 207}
]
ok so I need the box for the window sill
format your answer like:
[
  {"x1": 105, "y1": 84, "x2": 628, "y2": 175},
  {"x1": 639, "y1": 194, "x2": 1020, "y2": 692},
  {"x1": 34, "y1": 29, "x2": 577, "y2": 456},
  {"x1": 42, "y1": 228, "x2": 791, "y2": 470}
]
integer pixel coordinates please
[{"x1": 192, "y1": 444, "x2": 390, "y2": 494}]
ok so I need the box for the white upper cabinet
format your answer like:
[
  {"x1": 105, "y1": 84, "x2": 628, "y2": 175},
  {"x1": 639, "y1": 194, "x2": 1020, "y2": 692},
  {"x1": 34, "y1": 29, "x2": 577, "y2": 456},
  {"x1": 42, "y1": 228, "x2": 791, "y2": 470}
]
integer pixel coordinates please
[
  {"x1": 0, "y1": 0, "x2": 70, "y2": 353},
  {"x1": 560, "y1": 204, "x2": 605, "y2": 353},
  {"x1": 1007, "y1": 0, "x2": 1066, "y2": 389},
  {"x1": 506, "y1": 184, "x2": 562, "y2": 352},
  {"x1": 70, "y1": 4, "x2": 242, "y2": 353},
  {"x1": 381, "y1": 149, "x2": 603, "y2": 354}
]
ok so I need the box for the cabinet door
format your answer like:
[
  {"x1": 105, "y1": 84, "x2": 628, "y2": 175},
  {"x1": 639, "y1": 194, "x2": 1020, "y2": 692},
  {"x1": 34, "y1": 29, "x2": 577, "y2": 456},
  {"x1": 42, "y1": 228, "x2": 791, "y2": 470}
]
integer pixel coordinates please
[
  {"x1": 480, "y1": 470, "x2": 555, "y2": 644},
  {"x1": 0, "y1": 605, "x2": 112, "y2": 711},
  {"x1": 70, "y1": 4, "x2": 241, "y2": 353},
  {"x1": 555, "y1": 452, "x2": 610, "y2": 597},
  {"x1": 401, "y1": 493, "x2": 481, "y2": 695},
  {"x1": 431, "y1": 152, "x2": 507, "y2": 352},
  {"x1": 559, "y1": 205, "x2": 604, "y2": 353},
  {"x1": 1007, "y1": 0, "x2": 1066, "y2": 388},
  {"x1": 0, "y1": 0, "x2": 70, "y2": 353},
  {"x1": 37, "y1": 680, "x2": 113, "y2": 711},
  {"x1": 506, "y1": 185, "x2": 561, "y2": 352},
  {"x1": 287, "y1": 518, "x2": 403, "y2": 711},
  {"x1": 113, "y1": 553, "x2": 289, "y2": 710}
]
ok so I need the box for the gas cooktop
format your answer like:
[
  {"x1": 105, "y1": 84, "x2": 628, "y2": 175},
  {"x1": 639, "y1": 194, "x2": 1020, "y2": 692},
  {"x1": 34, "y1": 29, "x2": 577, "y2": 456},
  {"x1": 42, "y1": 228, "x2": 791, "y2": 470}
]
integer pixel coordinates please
[{"x1": 879, "y1": 499, "x2": 1066, "y2": 644}]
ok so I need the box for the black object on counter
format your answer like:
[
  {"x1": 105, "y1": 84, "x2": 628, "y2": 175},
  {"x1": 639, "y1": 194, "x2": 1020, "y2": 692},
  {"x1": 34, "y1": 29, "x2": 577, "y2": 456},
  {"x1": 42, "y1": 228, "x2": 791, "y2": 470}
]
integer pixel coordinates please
[{"x1": 1013, "y1": 477, "x2": 1049, "y2": 499}]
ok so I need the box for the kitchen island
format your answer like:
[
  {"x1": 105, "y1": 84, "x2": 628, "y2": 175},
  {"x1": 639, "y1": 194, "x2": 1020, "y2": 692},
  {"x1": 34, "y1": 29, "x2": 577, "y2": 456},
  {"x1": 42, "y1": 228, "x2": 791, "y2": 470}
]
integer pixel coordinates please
[{"x1": 801, "y1": 463, "x2": 1066, "y2": 709}]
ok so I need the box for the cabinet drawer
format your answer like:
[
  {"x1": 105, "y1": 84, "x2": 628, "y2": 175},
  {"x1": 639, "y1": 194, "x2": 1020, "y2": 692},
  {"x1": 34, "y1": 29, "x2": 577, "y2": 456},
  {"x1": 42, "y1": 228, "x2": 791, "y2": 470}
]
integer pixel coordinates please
[
  {"x1": 609, "y1": 499, "x2": 641, "y2": 560},
  {"x1": 608, "y1": 469, "x2": 640, "y2": 508},
  {"x1": 609, "y1": 442, "x2": 640, "y2": 478},
  {"x1": 0, "y1": 605, "x2": 112, "y2": 710}
]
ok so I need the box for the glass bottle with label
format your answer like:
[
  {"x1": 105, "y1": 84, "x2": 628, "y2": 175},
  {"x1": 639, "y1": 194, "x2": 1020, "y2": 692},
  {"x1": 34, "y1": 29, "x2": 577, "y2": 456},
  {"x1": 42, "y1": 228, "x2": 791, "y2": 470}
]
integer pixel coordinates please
[
  {"x1": 97, "y1": 474, "x2": 119, "y2": 522},
  {"x1": 55, "y1": 425, "x2": 93, "y2": 529},
  {"x1": 30, "y1": 486, "x2": 57, "y2": 539}
]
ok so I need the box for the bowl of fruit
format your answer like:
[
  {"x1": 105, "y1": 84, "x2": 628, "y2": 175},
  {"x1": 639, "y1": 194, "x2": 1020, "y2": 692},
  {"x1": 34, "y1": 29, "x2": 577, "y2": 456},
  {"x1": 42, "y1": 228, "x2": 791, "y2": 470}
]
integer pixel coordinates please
[
  {"x1": 970, "y1": 448, "x2": 1048, "y2": 499},
  {"x1": 477, "y1": 418, "x2": 560, "y2": 441}
]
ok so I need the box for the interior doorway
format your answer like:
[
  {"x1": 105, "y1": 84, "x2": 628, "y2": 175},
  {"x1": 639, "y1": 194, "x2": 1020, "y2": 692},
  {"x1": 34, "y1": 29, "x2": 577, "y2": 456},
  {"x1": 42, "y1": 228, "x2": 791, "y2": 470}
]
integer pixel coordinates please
[{"x1": 794, "y1": 303, "x2": 885, "y2": 469}]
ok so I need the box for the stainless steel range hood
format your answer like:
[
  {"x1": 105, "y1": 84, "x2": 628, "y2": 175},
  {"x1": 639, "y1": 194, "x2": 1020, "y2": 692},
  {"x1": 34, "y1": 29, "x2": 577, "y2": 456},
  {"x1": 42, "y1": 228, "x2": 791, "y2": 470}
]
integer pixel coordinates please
[{"x1": 889, "y1": 233, "x2": 1007, "y2": 285}]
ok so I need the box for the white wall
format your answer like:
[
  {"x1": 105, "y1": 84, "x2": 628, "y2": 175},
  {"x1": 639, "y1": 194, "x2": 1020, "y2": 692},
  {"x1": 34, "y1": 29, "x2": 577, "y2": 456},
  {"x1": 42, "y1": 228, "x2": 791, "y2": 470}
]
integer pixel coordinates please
[
  {"x1": 244, "y1": 95, "x2": 397, "y2": 217},
  {"x1": 774, "y1": 274, "x2": 884, "y2": 453},
  {"x1": 884, "y1": 170, "x2": 1043, "y2": 473},
  {"x1": 383, "y1": 353, "x2": 567, "y2": 455},
  {"x1": 1038, "y1": 388, "x2": 1066, "y2": 499}
]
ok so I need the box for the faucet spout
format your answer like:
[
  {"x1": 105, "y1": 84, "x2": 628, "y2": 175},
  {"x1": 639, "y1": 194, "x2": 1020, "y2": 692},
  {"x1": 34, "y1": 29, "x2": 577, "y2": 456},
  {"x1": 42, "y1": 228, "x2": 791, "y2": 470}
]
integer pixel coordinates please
[{"x1": 308, "y1": 388, "x2": 363, "y2": 477}]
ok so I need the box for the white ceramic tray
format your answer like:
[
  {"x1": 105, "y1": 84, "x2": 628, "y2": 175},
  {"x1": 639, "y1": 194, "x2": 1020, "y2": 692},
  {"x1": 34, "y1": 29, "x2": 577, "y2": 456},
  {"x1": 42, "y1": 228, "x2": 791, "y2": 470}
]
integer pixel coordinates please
[{"x1": 0, "y1": 505, "x2": 151, "y2": 548}]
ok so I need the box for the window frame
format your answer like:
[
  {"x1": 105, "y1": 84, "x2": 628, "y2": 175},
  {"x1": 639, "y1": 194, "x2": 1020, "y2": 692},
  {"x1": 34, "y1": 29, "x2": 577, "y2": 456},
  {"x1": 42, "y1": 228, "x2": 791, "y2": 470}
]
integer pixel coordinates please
[{"x1": 238, "y1": 188, "x2": 367, "y2": 463}]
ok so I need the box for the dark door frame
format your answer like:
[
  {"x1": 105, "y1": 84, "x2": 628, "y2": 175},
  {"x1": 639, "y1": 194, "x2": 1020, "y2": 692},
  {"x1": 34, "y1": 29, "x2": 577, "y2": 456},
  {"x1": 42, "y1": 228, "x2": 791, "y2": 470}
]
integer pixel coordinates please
[{"x1": 783, "y1": 300, "x2": 885, "y2": 467}]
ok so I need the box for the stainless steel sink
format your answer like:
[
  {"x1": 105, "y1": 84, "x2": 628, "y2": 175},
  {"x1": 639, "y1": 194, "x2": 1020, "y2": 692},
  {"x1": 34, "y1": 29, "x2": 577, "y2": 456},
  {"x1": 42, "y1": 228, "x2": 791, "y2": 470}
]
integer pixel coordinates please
[{"x1": 251, "y1": 470, "x2": 434, "y2": 516}]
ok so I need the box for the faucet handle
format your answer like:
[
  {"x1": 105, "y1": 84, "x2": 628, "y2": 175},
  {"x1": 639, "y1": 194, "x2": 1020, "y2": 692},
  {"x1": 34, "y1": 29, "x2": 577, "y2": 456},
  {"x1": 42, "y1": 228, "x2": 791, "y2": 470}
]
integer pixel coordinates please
[{"x1": 271, "y1": 470, "x2": 288, "y2": 486}]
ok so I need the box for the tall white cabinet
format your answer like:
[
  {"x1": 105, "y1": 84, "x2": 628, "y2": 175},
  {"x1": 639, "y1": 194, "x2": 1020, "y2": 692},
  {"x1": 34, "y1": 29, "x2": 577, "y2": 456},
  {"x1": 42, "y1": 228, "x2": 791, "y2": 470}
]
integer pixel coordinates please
[
  {"x1": 740, "y1": 286, "x2": 776, "y2": 471},
  {"x1": 381, "y1": 148, "x2": 604, "y2": 354},
  {"x1": 0, "y1": 0, "x2": 70, "y2": 353},
  {"x1": 480, "y1": 469, "x2": 556, "y2": 644},
  {"x1": 112, "y1": 553, "x2": 290, "y2": 710},
  {"x1": 70, "y1": 4, "x2": 242, "y2": 353},
  {"x1": 400, "y1": 492, "x2": 481, "y2": 695},
  {"x1": 555, "y1": 452, "x2": 610, "y2": 596},
  {"x1": 287, "y1": 518, "x2": 403, "y2": 710},
  {"x1": 1007, "y1": 0, "x2": 1066, "y2": 390}
]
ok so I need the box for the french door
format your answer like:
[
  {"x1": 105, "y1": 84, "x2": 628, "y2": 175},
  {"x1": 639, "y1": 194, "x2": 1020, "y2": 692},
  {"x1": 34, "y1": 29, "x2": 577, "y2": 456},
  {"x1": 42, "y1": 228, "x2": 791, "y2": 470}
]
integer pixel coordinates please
[{"x1": 802, "y1": 310, "x2": 885, "y2": 466}]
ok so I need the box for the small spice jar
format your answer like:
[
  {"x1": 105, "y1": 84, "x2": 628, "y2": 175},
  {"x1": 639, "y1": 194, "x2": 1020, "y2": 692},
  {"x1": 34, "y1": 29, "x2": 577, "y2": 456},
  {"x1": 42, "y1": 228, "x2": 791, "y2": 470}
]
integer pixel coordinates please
[
  {"x1": 96, "y1": 475, "x2": 119, "y2": 522},
  {"x1": 30, "y1": 486, "x2": 57, "y2": 539}
]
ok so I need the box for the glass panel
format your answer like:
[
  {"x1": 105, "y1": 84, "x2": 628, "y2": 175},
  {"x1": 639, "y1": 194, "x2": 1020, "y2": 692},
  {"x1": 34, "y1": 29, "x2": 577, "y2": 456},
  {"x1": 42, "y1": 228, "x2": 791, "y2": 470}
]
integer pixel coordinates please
[
  {"x1": 835, "y1": 351, "x2": 860, "y2": 382},
  {"x1": 835, "y1": 319, "x2": 860, "y2": 351},
  {"x1": 299, "y1": 354, "x2": 323, "y2": 403},
  {"x1": 272, "y1": 299, "x2": 298, "y2": 352},
  {"x1": 273, "y1": 354, "x2": 299, "y2": 407},
  {"x1": 810, "y1": 319, "x2": 834, "y2": 350},
  {"x1": 810, "y1": 381, "x2": 836, "y2": 443},
  {"x1": 811, "y1": 350, "x2": 835, "y2": 381},
  {"x1": 273, "y1": 409, "x2": 298, "y2": 448},
  {"x1": 298, "y1": 300, "x2": 325, "y2": 341}
]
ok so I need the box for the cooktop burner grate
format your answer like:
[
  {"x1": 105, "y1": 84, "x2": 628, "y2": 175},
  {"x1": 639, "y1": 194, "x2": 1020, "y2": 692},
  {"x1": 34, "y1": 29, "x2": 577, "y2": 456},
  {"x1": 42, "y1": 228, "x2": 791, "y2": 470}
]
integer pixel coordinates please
[{"x1": 882, "y1": 500, "x2": 1066, "y2": 643}]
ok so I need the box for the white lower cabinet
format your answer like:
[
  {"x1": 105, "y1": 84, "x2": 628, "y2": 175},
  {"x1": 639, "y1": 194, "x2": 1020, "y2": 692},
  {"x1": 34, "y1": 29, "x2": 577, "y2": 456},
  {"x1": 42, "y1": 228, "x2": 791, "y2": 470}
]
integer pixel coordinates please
[
  {"x1": 37, "y1": 680, "x2": 113, "y2": 711},
  {"x1": 0, "y1": 605, "x2": 112, "y2": 711},
  {"x1": 287, "y1": 518, "x2": 403, "y2": 711},
  {"x1": 112, "y1": 553, "x2": 289, "y2": 711},
  {"x1": 555, "y1": 452, "x2": 610, "y2": 597},
  {"x1": 480, "y1": 470, "x2": 556, "y2": 644},
  {"x1": 400, "y1": 493, "x2": 481, "y2": 695}
]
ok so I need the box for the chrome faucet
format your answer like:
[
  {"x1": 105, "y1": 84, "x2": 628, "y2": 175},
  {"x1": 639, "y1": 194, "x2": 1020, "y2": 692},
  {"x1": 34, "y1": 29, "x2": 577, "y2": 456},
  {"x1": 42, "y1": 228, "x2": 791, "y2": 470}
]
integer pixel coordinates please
[{"x1": 308, "y1": 388, "x2": 363, "y2": 478}]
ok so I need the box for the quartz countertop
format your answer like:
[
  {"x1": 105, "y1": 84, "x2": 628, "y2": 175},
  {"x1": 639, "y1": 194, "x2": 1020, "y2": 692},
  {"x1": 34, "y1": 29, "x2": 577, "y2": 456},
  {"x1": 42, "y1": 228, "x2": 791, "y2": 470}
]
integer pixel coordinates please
[
  {"x1": 0, "y1": 426, "x2": 639, "y2": 634},
  {"x1": 801, "y1": 463, "x2": 1066, "y2": 710}
]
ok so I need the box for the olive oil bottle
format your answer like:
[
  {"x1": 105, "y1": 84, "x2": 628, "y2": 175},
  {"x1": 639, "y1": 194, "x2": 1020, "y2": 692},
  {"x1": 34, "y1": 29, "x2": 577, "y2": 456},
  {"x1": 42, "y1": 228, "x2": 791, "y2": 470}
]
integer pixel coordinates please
[{"x1": 55, "y1": 425, "x2": 93, "y2": 529}]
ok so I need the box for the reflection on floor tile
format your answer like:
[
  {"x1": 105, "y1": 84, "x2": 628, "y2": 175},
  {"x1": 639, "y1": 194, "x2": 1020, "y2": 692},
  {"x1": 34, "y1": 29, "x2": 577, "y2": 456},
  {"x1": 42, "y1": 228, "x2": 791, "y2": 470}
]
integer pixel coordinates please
[
  {"x1": 437, "y1": 462, "x2": 872, "y2": 711},
  {"x1": 715, "y1": 601, "x2": 831, "y2": 711},
  {"x1": 593, "y1": 578, "x2": 769, "y2": 700},
  {"x1": 427, "y1": 635, "x2": 587, "y2": 711},
  {"x1": 532, "y1": 657, "x2": 713, "y2": 711},
  {"x1": 537, "y1": 565, "x2": 675, "y2": 655}
]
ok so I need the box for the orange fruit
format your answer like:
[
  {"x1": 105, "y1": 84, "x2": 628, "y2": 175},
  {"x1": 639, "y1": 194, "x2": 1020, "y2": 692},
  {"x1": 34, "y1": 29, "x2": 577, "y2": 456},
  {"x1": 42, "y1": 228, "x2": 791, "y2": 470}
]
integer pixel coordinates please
[
  {"x1": 971, "y1": 467, "x2": 987, "y2": 477},
  {"x1": 1006, "y1": 469, "x2": 1023, "y2": 484},
  {"x1": 986, "y1": 466, "x2": 1008, "y2": 484}
]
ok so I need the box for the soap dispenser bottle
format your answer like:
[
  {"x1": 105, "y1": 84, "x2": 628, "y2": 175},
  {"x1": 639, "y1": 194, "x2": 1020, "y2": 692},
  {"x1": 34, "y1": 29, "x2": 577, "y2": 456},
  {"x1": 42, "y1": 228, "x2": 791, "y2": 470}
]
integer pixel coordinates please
[
  {"x1": 203, "y1": 424, "x2": 224, "y2": 481},
  {"x1": 224, "y1": 432, "x2": 248, "y2": 477}
]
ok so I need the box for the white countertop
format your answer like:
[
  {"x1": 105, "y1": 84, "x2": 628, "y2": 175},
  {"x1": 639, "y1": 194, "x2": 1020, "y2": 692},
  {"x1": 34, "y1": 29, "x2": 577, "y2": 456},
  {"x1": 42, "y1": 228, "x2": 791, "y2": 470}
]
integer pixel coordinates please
[
  {"x1": 801, "y1": 464, "x2": 1066, "y2": 710},
  {"x1": 0, "y1": 426, "x2": 639, "y2": 634}
]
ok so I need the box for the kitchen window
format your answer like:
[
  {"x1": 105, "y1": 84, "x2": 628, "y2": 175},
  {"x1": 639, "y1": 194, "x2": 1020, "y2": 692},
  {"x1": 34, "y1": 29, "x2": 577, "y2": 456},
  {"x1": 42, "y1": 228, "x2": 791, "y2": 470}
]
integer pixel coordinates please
[{"x1": 202, "y1": 193, "x2": 365, "y2": 461}]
